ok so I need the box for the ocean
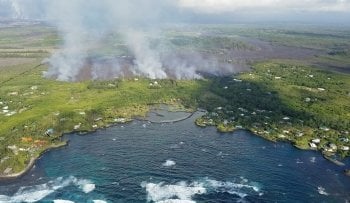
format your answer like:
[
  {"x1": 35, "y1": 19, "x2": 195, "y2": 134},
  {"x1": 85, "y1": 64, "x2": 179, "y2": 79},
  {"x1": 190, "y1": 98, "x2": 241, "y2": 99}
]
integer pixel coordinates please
[{"x1": 0, "y1": 112, "x2": 349, "y2": 203}]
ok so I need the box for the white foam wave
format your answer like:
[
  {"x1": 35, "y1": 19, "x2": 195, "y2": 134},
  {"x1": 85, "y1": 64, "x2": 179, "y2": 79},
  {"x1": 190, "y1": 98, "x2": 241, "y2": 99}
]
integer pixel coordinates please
[
  {"x1": 142, "y1": 177, "x2": 262, "y2": 203},
  {"x1": 162, "y1": 159, "x2": 176, "y2": 167},
  {"x1": 157, "y1": 200, "x2": 196, "y2": 203},
  {"x1": 0, "y1": 176, "x2": 95, "y2": 203},
  {"x1": 142, "y1": 181, "x2": 206, "y2": 202},
  {"x1": 75, "y1": 179, "x2": 95, "y2": 193},
  {"x1": 53, "y1": 200, "x2": 75, "y2": 203},
  {"x1": 310, "y1": 157, "x2": 316, "y2": 163},
  {"x1": 93, "y1": 200, "x2": 107, "y2": 203},
  {"x1": 205, "y1": 178, "x2": 260, "y2": 194},
  {"x1": 317, "y1": 186, "x2": 329, "y2": 196}
]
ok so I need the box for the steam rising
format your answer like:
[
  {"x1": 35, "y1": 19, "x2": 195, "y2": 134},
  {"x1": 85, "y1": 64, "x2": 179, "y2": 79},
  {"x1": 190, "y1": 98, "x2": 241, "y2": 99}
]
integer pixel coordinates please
[
  {"x1": 2, "y1": 0, "x2": 348, "y2": 81},
  {"x1": 1, "y1": 0, "x2": 238, "y2": 81},
  {"x1": 125, "y1": 30, "x2": 167, "y2": 79}
]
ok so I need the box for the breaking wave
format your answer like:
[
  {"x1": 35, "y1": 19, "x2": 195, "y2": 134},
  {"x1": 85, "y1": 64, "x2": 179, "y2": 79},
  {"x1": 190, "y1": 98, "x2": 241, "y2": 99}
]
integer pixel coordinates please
[
  {"x1": 0, "y1": 176, "x2": 95, "y2": 203},
  {"x1": 141, "y1": 177, "x2": 262, "y2": 203},
  {"x1": 75, "y1": 179, "x2": 96, "y2": 193},
  {"x1": 162, "y1": 159, "x2": 176, "y2": 167},
  {"x1": 53, "y1": 200, "x2": 75, "y2": 203},
  {"x1": 92, "y1": 200, "x2": 107, "y2": 203}
]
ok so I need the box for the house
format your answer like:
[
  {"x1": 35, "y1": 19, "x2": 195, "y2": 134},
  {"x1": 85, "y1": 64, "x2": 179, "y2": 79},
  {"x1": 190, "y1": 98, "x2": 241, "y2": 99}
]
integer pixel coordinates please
[
  {"x1": 296, "y1": 132, "x2": 304, "y2": 137},
  {"x1": 312, "y1": 139, "x2": 321, "y2": 144},
  {"x1": 30, "y1": 86, "x2": 38, "y2": 90},
  {"x1": 45, "y1": 128, "x2": 54, "y2": 136},
  {"x1": 328, "y1": 143, "x2": 337, "y2": 151},
  {"x1": 9, "y1": 92, "x2": 18, "y2": 96},
  {"x1": 114, "y1": 118, "x2": 127, "y2": 123},
  {"x1": 341, "y1": 146, "x2": 349, "y2": 151},
  {"x1": 74, "y1": 123, "x2": 81, "y2": 130},
  {"x1": 279, "y1": 134, "x2": 286, "y2": 138},
  {"x1": 339, "y1": 137, "x2": 349, "y2": 143},
  {"x1": 320, "y1": 126, "x2": 330, "y2": 131},
  {"x1": 309, "y1": 143, "x2": 317, "y2": 148},
  {"x1": 94, "y1": 117, "x2": 103, "y2": 122}
]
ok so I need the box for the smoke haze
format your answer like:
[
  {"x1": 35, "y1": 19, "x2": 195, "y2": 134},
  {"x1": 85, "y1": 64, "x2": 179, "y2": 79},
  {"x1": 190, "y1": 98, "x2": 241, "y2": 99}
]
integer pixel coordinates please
[{"x1": 0, "y1": 0, "x2": 349, "y2": 81}]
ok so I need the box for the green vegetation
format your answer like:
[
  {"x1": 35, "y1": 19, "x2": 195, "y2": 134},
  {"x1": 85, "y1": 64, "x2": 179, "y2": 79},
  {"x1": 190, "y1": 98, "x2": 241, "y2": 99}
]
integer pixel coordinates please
[
  {"x1": 0, "y1": 62, "x2": 207, "y2": 174},
  {"x1": 196, "y1": 62, "x2": 350, "y2": 158}
]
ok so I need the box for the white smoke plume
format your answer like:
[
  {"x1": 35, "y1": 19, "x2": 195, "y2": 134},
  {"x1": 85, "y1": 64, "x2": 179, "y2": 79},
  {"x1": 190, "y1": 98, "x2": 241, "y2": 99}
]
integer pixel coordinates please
[
  {"x1": 2, "y1": 0, "x2": 347, "y2": 81},
  {"x1": 0, "y1": 0, "x2": 242, "y2": 81},
  {"x1": 0, "y1": 0, "x2": 22, "y2": 18},
  {"x1": 125, "y1": 30, "x2": 167, "y2": 79}
]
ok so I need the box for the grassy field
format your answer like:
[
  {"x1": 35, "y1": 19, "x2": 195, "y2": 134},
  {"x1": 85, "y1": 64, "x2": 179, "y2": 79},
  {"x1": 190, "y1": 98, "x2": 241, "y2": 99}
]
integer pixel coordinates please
[{"x1": 0, "y1": 23, "x2": 350, "y2": 175}]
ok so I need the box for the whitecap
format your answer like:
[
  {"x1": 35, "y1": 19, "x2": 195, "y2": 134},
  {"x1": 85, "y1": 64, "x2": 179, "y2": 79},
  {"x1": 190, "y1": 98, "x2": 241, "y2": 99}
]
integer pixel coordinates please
[
  {"x1": 296, "y1": 159, "x2": 304, "y2": 164},
  {"x1": 142, "y1": 177, "x2": 262, "y2": 203},
  {"x1": 53, "y1": 200, "x2": 75, "y2": 203},
  {"x1": 239, "y1": 177, "x2": 248, "y2": 183},
  {"x1": 162, "y1": 160, "x2": 176, "y2": 167},
  {"x1": 317, "y1": 186, "x2": 329, "y2": 196},
  {"x1": 203, "y1": 178, "x2": 260, "y2": 193},
  {"x1": 157, "y1": 200, "x2": 196, "y2": 203},
  {"x1": 0, "y1": 176, "x2": 95, "y2": 203},
  {"x1": 0, "y1": 177, "x2": 72, "y2": 203},
  {"x1": 170, "y1": 144, "x2": 180, "y2": 149},
  {"x1": 74, "y1": 179, "x2": 95, "y2": 193},
  {"x1": 141, "y1": 181, "x2": 206, "y2": 203},
  {"x1": 93, "y1": 200, "x2": 107, "y2": 203},
  {"x1": 82, "y1": 183, "x2": 95, "y2": 193},
  {"x1": 310, "y1": 157, "x2": 316, "y2": 163}
]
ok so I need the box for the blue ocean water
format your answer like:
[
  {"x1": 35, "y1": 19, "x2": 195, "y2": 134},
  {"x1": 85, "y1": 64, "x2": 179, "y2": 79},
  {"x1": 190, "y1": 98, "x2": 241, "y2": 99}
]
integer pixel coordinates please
[{"x1": 0, "y1": 112, "x2": 349, "y2": 203}]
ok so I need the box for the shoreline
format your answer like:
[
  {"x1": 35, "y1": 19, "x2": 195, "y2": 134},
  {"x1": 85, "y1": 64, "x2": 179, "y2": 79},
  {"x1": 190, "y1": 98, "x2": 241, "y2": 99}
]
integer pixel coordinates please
[
  {"x1": 195, "y1": 121, "x2": 350, "y2": 170},
  {"x1": 0, "y1": 142, "x2": 67, "y2": 181},
  {"x1": 1, "y1": 107, "x2": 348, "y2": 180},
  {"x1": 0, "y1": 105, "x2": 195, "y2": 180}
]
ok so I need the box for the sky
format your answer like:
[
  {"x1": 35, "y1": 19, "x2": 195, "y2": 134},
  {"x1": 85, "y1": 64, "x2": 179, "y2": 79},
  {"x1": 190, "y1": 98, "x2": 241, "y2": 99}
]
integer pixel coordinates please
[
  {"x1": 179, "y1": 0, "x2": 350, "y2": 12},
  {"x1": 0, "y1": 0, "x2": 350, "y2": 24}
]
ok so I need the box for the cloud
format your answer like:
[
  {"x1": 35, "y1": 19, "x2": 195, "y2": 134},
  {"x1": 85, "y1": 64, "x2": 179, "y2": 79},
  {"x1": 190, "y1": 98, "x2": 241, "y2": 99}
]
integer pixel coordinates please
[{"x1": 178, "y1": 0, "x2": 350, "y2": 13}]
